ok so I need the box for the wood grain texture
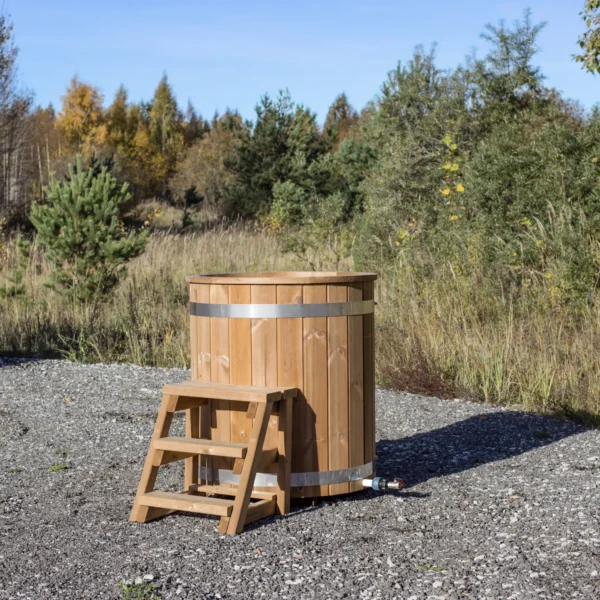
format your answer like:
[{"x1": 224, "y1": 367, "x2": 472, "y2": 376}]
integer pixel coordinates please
[
  {"x1": 187, "y1": 274, "x2": 377, "y2": 499},
  {"x1": 130, "y1": 393, "x2": 176, "y2": 523},
  {"x1": 210, "y1": 284, "x2": 231, "y2": 473},
  {"x1": 362, "y1": 279, "x2": 376, "y2": 476},
  {"x1": 327, "y1": 284, "x2": 349, "y2": 495},
  {"x1": 191, "y1": 284, "x2": 211, "y2": 380},
  {"x1": 302, "y1": 284, "x2": 328, "y2": 497},
  {"x1": 251, "y1": 285, "x2": 278, "y2": 457},
  {"x1": 187, "y1": 272, "x2": 377, "y2": 285},
  {"x1": 276, "y1": 285, "x2": 304, "y2": 494},
  {"x1": 192, "y1": 283, "x2": 212, "y2": 484},
  {"x1": 348, "y1": 282, "x2": 365, "y2": 492},
  {"x1": 226, "y1": 401, "x2": 274, "y2": 534},
  {"x1": 184, "y1": 407, "x2": 199, "y2": 491},
  {"x1": 229, "y1": 285, "x2": 253, "y2": 446}
]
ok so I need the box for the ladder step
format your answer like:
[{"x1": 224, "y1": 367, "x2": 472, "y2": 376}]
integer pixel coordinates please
[
  {"x1": 163, "y1": 380, "x2": 298, "y2": 403},
  {"x1": 140, "y1": 491, "x2": 234, "y2": 516},
  {"x1": 154, "y1": 436, "x2": 248, "y2": 458},
  {"x1": 194, "y1": 484, "x2": 276, "y2": 501}
]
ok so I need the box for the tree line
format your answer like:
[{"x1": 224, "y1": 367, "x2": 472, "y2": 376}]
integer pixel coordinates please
[{"x1": 3, "y1": 5, "x2": 600, "y2": 305}]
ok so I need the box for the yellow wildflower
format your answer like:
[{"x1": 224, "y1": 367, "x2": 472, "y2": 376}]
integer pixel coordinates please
[
  {"x1": 451, "y1": 163, "x2": 459, "y2": 171},
  {"x1": 395, "y1": 241, "x2": 400, "y2": 246},
  {"x1": 443, "y1": 162, "x2": 452, "y2": 170},
  {"x1": 449, "y1": 215, "x2": 459, "y2": 221},
  {"x1": 441, "y1": 188, "x2": 451, "y2": 196},
  {"x1": 593, "y1": 157, "x2": 598, "y2": 163},
  {"x1": 450, "y1": 143, "x2": 457, "y2": 151},
  {"x1": 456, "y1": 184, "x2": 465, "y2": 193}
]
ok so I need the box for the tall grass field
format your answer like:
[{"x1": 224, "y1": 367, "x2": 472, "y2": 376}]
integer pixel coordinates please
[{"x1": 1, "y1": 228, "x2": 598, "y2": 426}]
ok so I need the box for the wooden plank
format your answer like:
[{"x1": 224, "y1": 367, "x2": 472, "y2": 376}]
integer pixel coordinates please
[
  {"x1": 193, "y1": 485, "x2": 276, "y2": 501},
  {"x1": 130, "y1": 393, "x2": 176, "y2": 523},
  {"x1": 327, "y1": 284, "x2": 349, "y2": 495},
  {"x1": 210, "y1": 284, "x2": 231, "y2": 473},
  {"x1": 154, "y1": 436, "x2": 248, "y2": 458},
  {"x1": 190, "y1": 284, "x2": 198, "y2": 380},
  {"x1": 244, "y1": 498, "x2": 277, "y2": 526},
  {"x1": 191, "y1": 284, "x2": 212, "y2": 380},
  {"x1": 348, "y1": 282, "x2": 365, "y2": 492},
  {"x1": 193, "y1": 283, "x2": 212, "y2": 485},
  {"x1": 187, "y1": 273, "x2": 377, "y2": 285},
  {"x1": 251, "y1": 285, "x2": 278, "y2": 457},
  {"x1": 227, "y1": 401, "x2": 274, "y2": 534},
  {"x1": 140, "y1": 491, "x2": 234, "y2": 517},
  {"x1": 163, "y1": 380, "x2": 294, "y2": 403},
  {"x1": 156, "y1": 450, "x2": 195, "y2": 466},
  {"x1": 174, "y1": 397, "x2": 208, "y2": 411},
  {"x1": 302, "y1": 284, "x2": 328, "y2": 497},
  {"x1": 229, "y1": 285, "x2": 254, "y2": 456},
  {"x1": 277, "y1": 395, "x2": 293, "y2": 514},
  {"x1": 233, "y1": 447, "x2": 278, "y2": 475},
  {"x1": 363, "y1": 279, "x2": 376, "y2": 476},
  {"x1": 184, "y1": 407, "x2": 200, "y2": 491},
  {"x1": 276, "y1": 285, "x2": 304, "y2": 496}
]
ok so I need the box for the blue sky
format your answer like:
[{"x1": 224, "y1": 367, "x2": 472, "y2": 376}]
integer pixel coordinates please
[{"x1": 9, "y1": 0, "x2": 596, "y2": 123}]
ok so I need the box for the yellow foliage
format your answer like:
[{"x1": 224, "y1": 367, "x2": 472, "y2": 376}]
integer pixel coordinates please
[{"x1": 56, "y1": 76, "x2": 105, "y2": 154}]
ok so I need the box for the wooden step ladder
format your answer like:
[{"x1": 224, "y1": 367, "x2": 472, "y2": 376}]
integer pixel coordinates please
[{"x1": 130, "y1": 380, "x2": 297, "y2": 535}]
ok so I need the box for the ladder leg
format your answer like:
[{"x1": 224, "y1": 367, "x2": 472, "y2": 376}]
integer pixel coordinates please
[
  {"x1": 184, "y1": 406, "x2": 200, "y2": 492},
  {"x1": 130, "y1": 393, "x2": 177, "y2": 522},
  {"x1": 277, "y1": 395, "x2": 293, "y2": 515},
  {"x1": 226, "y1": 401, "x2": 273, "y2": 535},
  {"x1": 199, "y1": 400, "x2": 212, "y2": 487}
]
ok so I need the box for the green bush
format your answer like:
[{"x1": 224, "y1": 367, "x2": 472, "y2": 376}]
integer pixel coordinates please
[{"x1": 30, "y1": 156, "x2": 148, "y2": 301}]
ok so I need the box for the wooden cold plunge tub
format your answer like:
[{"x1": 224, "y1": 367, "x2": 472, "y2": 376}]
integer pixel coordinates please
[{"x1": 187, "y1": 271, "x2": 377, "y2": 498}]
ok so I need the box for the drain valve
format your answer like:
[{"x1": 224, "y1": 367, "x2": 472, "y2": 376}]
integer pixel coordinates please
[{"x1": 362, "y1": 477, "x2": 407, "y2": 491}]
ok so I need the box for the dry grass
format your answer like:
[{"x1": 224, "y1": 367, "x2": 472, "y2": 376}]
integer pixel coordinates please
[{"x1": 1, "y1": 228, "x2": 599, "y2": 425}]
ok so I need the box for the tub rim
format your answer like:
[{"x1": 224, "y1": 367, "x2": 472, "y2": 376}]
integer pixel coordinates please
[{"x1": 186, "y1": 271, "x2": 377, "y2": 285}]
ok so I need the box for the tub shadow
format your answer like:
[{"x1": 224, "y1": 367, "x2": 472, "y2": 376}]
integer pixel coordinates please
[{"x1": 376, "y1": 409, "x2": 586, "y2": 488}]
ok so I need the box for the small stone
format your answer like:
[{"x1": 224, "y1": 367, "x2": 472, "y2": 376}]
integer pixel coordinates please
[{"x1": 143, "y1": 574, "x2": 154, "y2": 581}]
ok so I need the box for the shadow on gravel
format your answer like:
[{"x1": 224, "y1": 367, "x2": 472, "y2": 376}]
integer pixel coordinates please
[
  {"x1": 376, "y1": 410, "x2": 586, "y2": 488},
  {"x1": 0, "y1": 356, "x2": 46, "y2": 368}
]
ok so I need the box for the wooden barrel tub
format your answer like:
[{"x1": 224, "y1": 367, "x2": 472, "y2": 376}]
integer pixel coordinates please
[{"x1": 187, "y1": 271, "x2": 377, "y2": 498}]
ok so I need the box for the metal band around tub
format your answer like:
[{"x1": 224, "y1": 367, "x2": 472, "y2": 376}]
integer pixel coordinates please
[
  {"x1": 197, "y1": 461, "x2": 374, "y2": 488},
  {"x1": 189, "y1": 299, "x2": 375, "y2": 319}
]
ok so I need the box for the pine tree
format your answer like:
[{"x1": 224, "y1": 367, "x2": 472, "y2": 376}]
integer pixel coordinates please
[
  {"x1": 184, "y1": 100, "x2": 210, "y2": 145},
  {"x1": 149, "y1": 74, "x2": 183, "y2": 198},
  {"x1": 106, "y1": 85, "x2": 132, "y2": 149},
  {"x1": 30, "y1": 156, "x2": 148, "y2": 301},
  {"x1": 225, "y1": 90, "x2": 326, "y2": 217},
  {"x1": 323, "y1": 93, "x2": 359, "y2": 151}
]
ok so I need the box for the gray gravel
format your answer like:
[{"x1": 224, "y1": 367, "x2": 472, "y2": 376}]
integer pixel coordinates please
[{"x1": 1, "y1": 358, "x2": 599, "y2": 600}]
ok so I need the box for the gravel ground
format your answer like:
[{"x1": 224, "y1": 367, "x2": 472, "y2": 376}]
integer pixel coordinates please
[{"x1": 1, "y1": 358, "x2": 599, "y2": 600}]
